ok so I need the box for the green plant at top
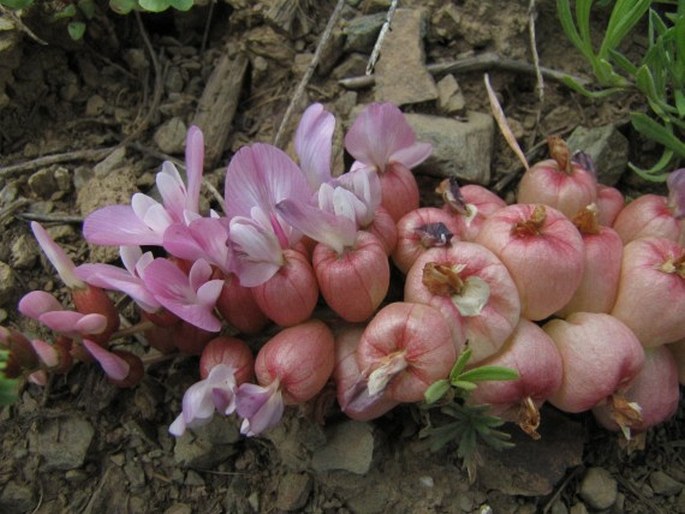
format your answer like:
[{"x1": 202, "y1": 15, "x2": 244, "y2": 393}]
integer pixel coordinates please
[
  {"x1": 419, "y1": 348, "x2": 519, "y2": 482},
  {"x1": 557, "y1": 0, "x2": 685, "y2": 181},
  {"x1": 0, "y1": 0, "x2": 194, "y2": 41},
  {"x1": 0, "y1": 350, "x2": 18, "y2": 406}
]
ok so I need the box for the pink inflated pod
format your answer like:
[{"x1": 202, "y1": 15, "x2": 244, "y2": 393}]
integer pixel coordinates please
[
  {"x1": 612, "y1": 194, "x2": 684, "y2": 245},
  {"x1": 333, "y1": 324, "x2": 399, "y2": 421},
  {"x1": 171, "y1": 321, "x2": 215, "y2": 355},
  {"x1": 557, "y1": 204, "x2": 623, "y2": 317},
  {"x1": 356, "y1": 302, "x2": 458, "y2": 403},
  {"x1": 517, "y1": 136, "x2": 597, "y2": 219},
  {"x1": 392, "y1": 207, "x2": 462, "y2": 274},
  {"x1": 466, "y1": 318, "x2": 563, "y2": 439},
  {"x1": 610, "y1": 237, "x2": 685, "y2": 346},
  {"x1": 667, "y1": 338, "x2": 685, "y2": 385},
  {"x1": 404, "y1": 242, "x2": 520, "y2": 364},
  {"x1": 474, "y1": 204, "x2": 585, "y2": 320},
  {"x1": 596, "y1": 184, "x2": 624, "y2": 227},
  {"x1": 214, "y1": 270, "x2": 268, "y2": 335},
  {"x1": 364, "y1": 207, "x2": 398, "y2": 256},
  {"x1": 544, "y1": 313, "x2": 645, "y2": 419},
  {"x1": 142, "y1": 313, "x2": 180, "y2": 354},
  {"x1": 436, "y1": 179, "x2": 507, "y2": 241},
  {"x1": 199, "y1": 336, "x2": 254, "y2": 385},
  {"x1": 250, "y1": 248, "x2": 319, "y2": 327},
  {"x1": 593, "y1": 345, "x2": 679, "y2": 439}
]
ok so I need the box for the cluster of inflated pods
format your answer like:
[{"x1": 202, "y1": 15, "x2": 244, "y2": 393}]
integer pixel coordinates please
[{"x1": 2, "y1": 102, "x2": 684, "y2": 443}]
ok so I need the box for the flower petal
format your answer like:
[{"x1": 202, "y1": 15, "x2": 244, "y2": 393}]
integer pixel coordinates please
[
  {"x1": 156, "y1": 161, "x2": 187, "y2": 222},
  {"x1": 667, "y1": 168, "x2": 685, "y2": 219},
  {"x1": 236, "y1": 381, "x2": 284, "y2": 436},
  {"x1": 228, "y1": 217, "x2": 284, "y2": 287},
  {"x1": 31, "y1": 222, "x2": 84, "y2": 289},
  {"x1": 82, "y1": 339, "x2": 130, "y2": 381},
  {"x1": 294, "y1": 103, "x2": 335, "y2": 189},
  {"x1": 38, "y1": 310, "x2": 89, "y2": 335},
  {"x1": 83, "y1": 205, "x2": 164, "y2": 246},
  {"x1": 18, "y1": 290, "x2": 62, "y2": 319},
  {"x1": 74, "y1": 313, "x2": 108, "y2": 335},
  {"x1": 76, "y1": 263, "x2": 161, "y2": 313},
  {"x1": 184, "y1": 125, "x2": 205, "y2": 215},
  {"x1": 389, "y1": 141, "x2": 432, "y2": 169}
]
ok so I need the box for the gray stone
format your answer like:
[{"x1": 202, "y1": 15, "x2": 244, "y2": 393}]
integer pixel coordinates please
[
  {"x1": 28, "y1": 168, "x2": 57, "y2": 199},
  {"x1": 0, "y1": 261, "x2": 16, "y2": 306},
  {"x1": 650, "y1": 470, "x2": 683, "y2": 496},
  {"x1": 568, "y1": 503, "x2": 588, "y2": 514},
  {"x1": 275, "y1": 472, "x2": 312, "y2": 511},
  {"x1": 579, "y1": 467, "x2": 617, "y2": 510},
  {"x1": 317, "y1": 28, "x2": 345, "y2": 76},
  {"x1": 29, "y1": 416, "x2": 94, "y2": 471},
  {"x1": 311, "y1": 421, "x2": 374, "y2": 475},
  {"x1": 165, "y1": 66, "x2": 185, "y2": 94},
  {"x1": 93, "y1": 146, "x2": 127, "y2": 178},
  {"x1": 154, "y1": 117, "x2": 187, "y2": 154},
  {"x1": 10, "y1": 233, "x2": 38, "y2": 269},
  {"x1": 374, "y1": 9, "x2": 437, "y2": 106},
  {"x1": 430, "y1": 2, "x2": 461, "y2": 41},
  {"x1": 406, "y1": 112, "x2": 494, "y2": 185},
  {"x1": 566, "y1": 125, "x2": 628, "y2": 186},
  {"x1": 184, "y1": 470, "x2": 205, "y2": 486},
  {"x1": 549, "y1": 499, "x2": 569, "y2": 514},
  {"x1": 164, "y1": 504, "x2": 192, "y2": 514},
  {"x1": 0, "y1": 481, "x2": 35, "y2": 512},
  {"x1": 436, "y1": 74, "x2": 466, "y2": 115},
  {"x1": 173, "y1": 415, "x2": 240, "y2": 468},
  {"x1": 343, "y1": 12, "x2": 385, "y2": 53},
  {"x1": 123, "y1": 459, "x2": 146, "y2": 489},
  {"x1": 85, "y1": 94, "x2": 106, "y2": 116},
  {"x1": 332, "y1": 53, "x2": 368, "y2": 80}
]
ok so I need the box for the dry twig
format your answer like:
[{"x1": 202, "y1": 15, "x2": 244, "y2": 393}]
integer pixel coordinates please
[
  {"x1": 272, "y1": 0, "x2": 346, "y2": 149},
  {"x1": 0, "y1": 147, "x2": 116, "y2": 180},
  {"x1": 365, "y1": 0, "x2": 399, "y2": 75}
]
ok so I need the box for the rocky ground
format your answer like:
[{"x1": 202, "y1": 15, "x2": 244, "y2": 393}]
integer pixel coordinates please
[{"x1": 0, "y1": 0, "x2": 684, "y2": 513}]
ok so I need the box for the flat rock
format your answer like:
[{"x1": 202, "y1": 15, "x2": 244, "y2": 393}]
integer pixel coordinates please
[
  {"x1": 650, "y1": 470, "x2": 683, "y2": 496},
  {"x1": 343, "y1": 13, "x2": 386, "y2": 53},
  {"x1": 406, "y1": 112, "x2": 494, "y2": 185},
  {"x1": 566, "y1": 125, "x2": 628, "y2": 186},
  {"x1": 311, "y1": 421, "x2": 374, "y2": 475},
  {"x1": 0, "y1": 261, "x2": 17, "y2": 307},
  {"x1": 173, "y1": 415, "x2": 240, "y2": 468},
  {"x1": 154, "y1": 117, "x2": 187, "y2": 155},
  {"x1": 10, "y1": 233, "x2": 38, "y2": 269},
  {"x1": 579, "y1": 467, "x2": 617, "y2": 510},
  {"x1": 93, "y1": 146, "x2": 127, "y2": 178},
  {"x1": 374, "y1": 9, "x2": 437, "y2": 106},
  {"x1": 29, "y1": 416, "x2": 94, "y2": 471},
  {"x1": 275, "y1": 472, "x2": 312, "y2": 511},
  {"x1": 478, "y1": 408, "x2": 584, "y2": 496},
  {"x1": 0, "y1": 481, "x2": 35, "y2": 513}
]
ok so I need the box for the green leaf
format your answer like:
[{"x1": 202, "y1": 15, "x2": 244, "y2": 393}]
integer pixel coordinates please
[
  {"x1": 109, "y1": 0, "x2": 137, "y2": 14},
  {"x1": 138, "y1": 0, "x2": 171, "y2": 12},
  {"x1": 601, "y1": 0, "x2": 651, "y2": 57},
  {"x1": 609, "y1": 49, "x2": 638, "y2": 76},
  {"x1": 560, "y1": 75, "x2": 624, "y2": 98},
  {"x1": 575, "y1": 0, "x2": 593, "y2": 52},
  {"x1": 424, "y1": 379, "x2": 450, "y2": 404},
  {"x1": 53, "y1": 4, "x2": 76, "y2": 19},
  {"x1": 557, "y1": 0, "x2": 594, "y2": 61},
  {"x1": 676, "y1": 89, "x2": 685, "y2": 118},
  {"x1": 168, "y1": 0, "x2": 193, "y2": 11},
  {"x1": 449, "y1": 349, "x2": 472, "y2": 383},
  {"x1": 78, "y1": 0, "x2": 96, "y2": 18},
  {"x1": 0, "y1": 378, "x2": 17, "y2": 405},
  {"x1": 627, "y1": 147, "x2": 674, "y2": 182},
  {"x1": 459, "y1": 366, "x2": 519, "y2": 383},
  {"x1": 0, "y1": 0, "x2": 33, "y2": 8},
  {"x1": 631, "y1": 112, "x2": 685, "y2": 157},
  {"x1": 68, "y1": 21, "x2": 86, "y2": 40},
  {"x1": 452, "y1": 380, "x2": 478, "y2": 392}
]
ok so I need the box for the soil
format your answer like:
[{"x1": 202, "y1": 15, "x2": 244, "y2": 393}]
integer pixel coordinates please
[{"x1": 0, "y1": 1, "x2": 684, "y2": 513}]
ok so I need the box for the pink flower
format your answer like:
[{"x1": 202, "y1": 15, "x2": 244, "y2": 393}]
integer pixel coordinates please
[
  {"x1": 76, "y1": 246, "x2": 161, "y2": 313},
  {"x1": 142, "y1": 258, "x2": 224, "y2": 332},
  {"x1": 169, "y1": 363, "x2": 239, "y2": 436},
  {"x1": 235, "y1": 379, "x2": 284, "y2": 437},
  {"x1": 344, "y1": 102, "x2": 431, "y2": 174},
  {"x1": 294, "y1": 103, "x2": 336, "y2": 189},
  {"x1": 83, "y1": 126, "x2": 206, "y2": 246},
  {"x1": 82, "y1": 339, "x2": 130, "y2": 381},
  {"x1": 18, "y1": 291, "x2": 108, "y2": 337},
  {"x1": 31, "y1": 222, "x2": 85, "y2": 289},
  {"x1": 163, "y1": 217, "x2": 232, "y2": 274}
]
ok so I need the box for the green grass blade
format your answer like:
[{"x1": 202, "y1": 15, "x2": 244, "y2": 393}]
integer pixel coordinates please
[
  {"x1": 631, "y1": 113, "x2": 685, "y2": 156},
  {"x1": 557, "y1": 0, "x2": 595, "y2": 60},
  {"x1": 601, "y1": 0, "x2": 651, "y2": 57}
]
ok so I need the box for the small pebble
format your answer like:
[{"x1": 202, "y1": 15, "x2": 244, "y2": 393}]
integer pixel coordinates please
[{"x1": 579, "y1": 467, "x2": 617, "y2": 510}]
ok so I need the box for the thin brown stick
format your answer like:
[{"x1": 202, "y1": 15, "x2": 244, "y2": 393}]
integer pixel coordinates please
[
  {"x1": 528, "y1": 0, "x2": 544, "y2": 106},
  {"x1": 339, "y1": 52, "x2": 591, "y2": 90},
  {"x1": 16, "y1": 212, "x2": 84, "y2": 224},
  {"x1": 0, "y1": 147, "x2": 116, "y2": 180},
  {"x1": 365, "y1": 0, "x2": 399, "y2": 75},
  {"x1": 272, "y1": 0, "x2": 346, "y2": 149},
  {"x1": 0, "y1": 5, "x2": 47, "y2": 45}
]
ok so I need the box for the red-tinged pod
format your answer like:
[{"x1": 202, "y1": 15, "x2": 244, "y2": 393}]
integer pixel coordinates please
[
  {"x1": 71, "y1": 284, "x2": 120, "y2": 345},
  {"x1": 172, "y1": 321, "x2": 215, "y2": 355},
  {"x1": 557, "y1": 205, "x2": 623, "y2": 316},
  {"x1": 404, "y1": 242, "x2": 520, "y2": 364},
  {"x1": 254, "y1": 319, "x2": 335, "y2": 405},
  {"x1": 109, "y1": 351, "x2": 144, "y2": 388},
  {"x1": 379, "y1": 162, "x2": 420, "y2": 222},
  {"x1": 517, "y1": 136, "x2": 597, "y2": 219},
  {"x1": 437, "y1": 180, "x2": 507, "y2": 242},
  {"x1": 0, "y1": 327, "x2": 38, "y2": 377},
  {"x1": 251, "y1": 249, "x2": 318, "y2": 327},
  {"x1": 474, "y1": 203, "x2": 584, "y2": 320},
  {"x1": 612, "y1": 194, "x2": 684, "y2": 245},
  {"x1": 141, "y1": 307, "x2": 179, "y2": 328},
  {"x1": 214, "y1": 270, "x2": 268, "y2": 334},
  {"x1": 466, "y1": 318, "x2": 563, "y2": 439},
  {"x1": 365, "y1": 207, "x2": 398, "y2": 255},
  {"x1": 199, "y1": 336, "x2": 254, "y2": 385},
  {"x1": 593, "y1": 345, "x2": 679, "y2": 437},
  {"x1": 392, "y1": 207, "x2": 462, "y2": 274},
  {"x1": 142, "y1": 316, "x2": 179, "y2": 354},
  {"x1": 544, "y1": 312, "x2": 645, "y2": 414},
  {"x1": 596, "y1": 184, "x2": 624, "y2": 227},
  {"x1": 667, "y1": 338, "x2": 685, "y2": 385},
  {"x1": 610, "y1": 237, "x2": 685, "y2": 347},
  {"x1": 314, "y1": 231, "x2": 389, "y2": 322},
  {"x1": 356, "y1": 302, "x2": 458, "y2": 403},
  {"x1": 333, "y1": 324, "x2": 399, "y2": 421}
]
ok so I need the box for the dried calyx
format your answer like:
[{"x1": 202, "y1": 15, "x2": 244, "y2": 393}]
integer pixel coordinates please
[{"x1": 512, "y1": 204, "x2": 547, "y2": 237}]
